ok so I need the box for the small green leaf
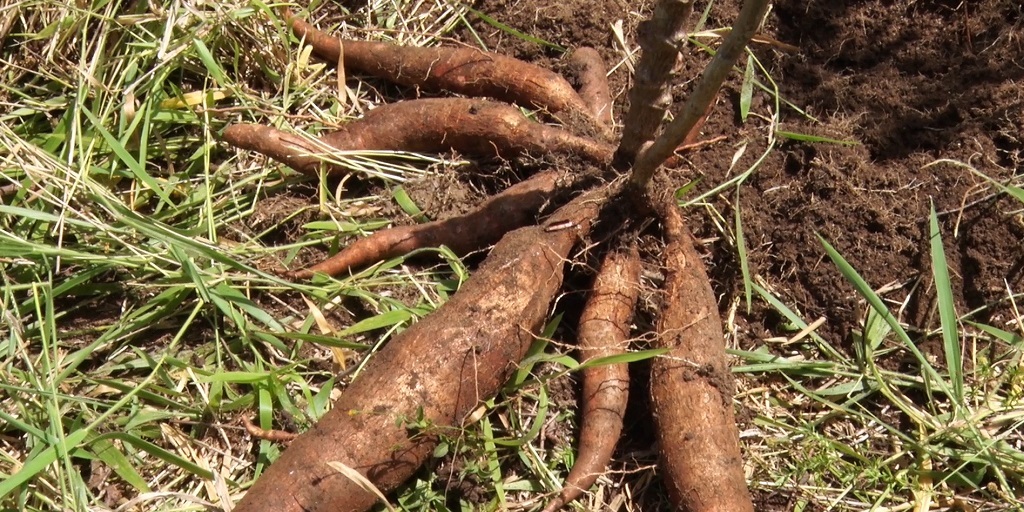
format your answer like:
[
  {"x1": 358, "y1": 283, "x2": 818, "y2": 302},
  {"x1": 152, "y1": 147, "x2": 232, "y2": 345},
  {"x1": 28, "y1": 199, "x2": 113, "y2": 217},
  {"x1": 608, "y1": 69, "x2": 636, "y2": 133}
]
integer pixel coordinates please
[
  {"x1": 739, "y1": 53, "x2": 754, "y2": 122},
  {"x1": 775, "y1": 130, "x2": 859, "y2": 146},
  {"x1": 337, "y1": 309, "x2": 414, "y2": 337},
  {"x1": 392, "y1": 186, "x2": 429, "y2": 222},
  {"x1": 192, "y1": 38, "x2": 229, "y2": 86},
  {"x1": 674, "y1": 177, "x2": 702, "y2": 199}
]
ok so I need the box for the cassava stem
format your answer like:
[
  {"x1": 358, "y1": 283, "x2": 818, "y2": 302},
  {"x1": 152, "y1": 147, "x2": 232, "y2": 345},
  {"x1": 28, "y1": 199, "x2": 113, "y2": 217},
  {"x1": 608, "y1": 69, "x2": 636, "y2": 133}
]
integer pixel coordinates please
[
  {"x1": 615, "y1": 0, "x2": 694, "y2": 167},
  {"x1": 628, "y1": 0, "x2": 770, "y2": 187}
]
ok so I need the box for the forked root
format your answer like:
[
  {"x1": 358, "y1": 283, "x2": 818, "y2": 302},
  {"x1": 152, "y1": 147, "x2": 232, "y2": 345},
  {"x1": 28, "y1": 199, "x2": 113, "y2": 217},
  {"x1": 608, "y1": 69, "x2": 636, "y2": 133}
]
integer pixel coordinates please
[
  {"x1": 543, "y1": 244, "x2": 640, "y2": 512},
  {"x1": 650, "y1": 202, "x2": 753, "y2": 512},
  {"x1": 234, "y1": 189, "x2": 607, "y2": 512},
  {"x1": 222, "y1": 98, "x2": 614, "y2": 177},
  {"x1": 286, "y1": 170, "x2": 566, "y2": 279}
]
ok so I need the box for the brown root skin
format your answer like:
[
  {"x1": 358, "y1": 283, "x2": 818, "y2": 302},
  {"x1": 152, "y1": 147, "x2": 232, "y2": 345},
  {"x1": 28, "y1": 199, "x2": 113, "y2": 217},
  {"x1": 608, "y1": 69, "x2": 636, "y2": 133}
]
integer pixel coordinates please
[
  {"x1": 222, "y1": 98, "x2": 614, "y2": 177},
  {"x1": 651, "y1": 203, "x2": 753, "y2": 512},
  {"x1": 234, "y1": 191, "x2": 606, "y2": 512},
  {"x1": 566, "y1": 47, "x2": 613, "y2": 132},
  {"x1": 287, "y1": 170, "x2": 565, "y2": 279},
  {"x1": 542, "y1": 245, "x2": 640, "y2": 512},
  {"x1": 286, "y1": 11, "x2": 593, "y2": 123}
]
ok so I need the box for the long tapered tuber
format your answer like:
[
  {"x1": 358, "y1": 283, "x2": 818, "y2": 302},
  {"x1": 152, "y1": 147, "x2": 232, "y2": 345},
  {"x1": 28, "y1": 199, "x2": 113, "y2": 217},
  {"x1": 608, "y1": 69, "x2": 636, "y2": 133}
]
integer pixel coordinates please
[
  {"x1": 222, "y1": 98, "x2": 614, "y2": 176},
  {"x1": 543, "y1": 245, "x2": 640, "y2": 512},
  {"x1": 287, "y1": 170, "x2": 565, "y2": 278},
  {"x1": 286, "y1": 11, "x2": 593, "y2": 122},
  {"x1": 651, "y1": 203, "x2": 753, "y2": 512},
  {"x1": 234, "y1": 191, "x2": 605, "y2": 512}
]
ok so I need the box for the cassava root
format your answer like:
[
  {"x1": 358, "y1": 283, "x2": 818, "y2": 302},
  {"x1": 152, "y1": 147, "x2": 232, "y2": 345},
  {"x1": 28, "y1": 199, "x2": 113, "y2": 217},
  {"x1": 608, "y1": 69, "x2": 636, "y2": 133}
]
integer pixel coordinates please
[
  {"x1": 222, "y1": 98, "x2": 614, "y2": 177},
  {"x1": 650, "y1": 202, "x2": 753, "y2": 512},
  {"x1": 285, "y1": 11, "x2": 596, "y2": 128},
  {"x1": 234, "y1": 190, "x2": 607, "y2": 512},
  {"x1": 286, "y1": 170, "x2": 567, "y2": 278},
  {"x1": 567, "y1": 48, "x2": 613, "y2": 129},
  {"x1": 542, "y1": 245, "x2": 640, "y2": 512}
]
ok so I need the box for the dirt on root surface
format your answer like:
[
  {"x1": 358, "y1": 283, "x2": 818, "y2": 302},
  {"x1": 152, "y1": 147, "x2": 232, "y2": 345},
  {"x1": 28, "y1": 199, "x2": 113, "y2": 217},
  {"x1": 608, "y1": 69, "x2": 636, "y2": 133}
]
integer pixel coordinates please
[{"x1": 459, "y1": 0, "x2": 1022, "y2": 508}]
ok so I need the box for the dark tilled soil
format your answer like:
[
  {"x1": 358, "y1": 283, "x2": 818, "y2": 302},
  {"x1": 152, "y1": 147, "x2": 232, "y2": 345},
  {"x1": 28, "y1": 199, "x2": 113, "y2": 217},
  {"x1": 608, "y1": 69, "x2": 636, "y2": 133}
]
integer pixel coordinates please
[
  {"x1": 460, "y1": 0, "x2": 1022, "y2": 508},
  {"x1": 468, "y1": 0, "x2": 1023, "y2": 348}
]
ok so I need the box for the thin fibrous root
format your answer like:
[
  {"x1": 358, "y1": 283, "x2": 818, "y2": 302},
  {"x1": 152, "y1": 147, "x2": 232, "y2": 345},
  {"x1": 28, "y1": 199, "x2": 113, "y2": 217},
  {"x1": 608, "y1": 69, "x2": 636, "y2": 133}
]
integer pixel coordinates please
[
  {"x1": 286, "y1": 170, "x2": 566, "y2": 279},
  {"x1": 222, "y1": 98, "x2": 614, "y2": 177},
  {"x1": 542, "y1": 244, "x2": 640, "y2": 512}
]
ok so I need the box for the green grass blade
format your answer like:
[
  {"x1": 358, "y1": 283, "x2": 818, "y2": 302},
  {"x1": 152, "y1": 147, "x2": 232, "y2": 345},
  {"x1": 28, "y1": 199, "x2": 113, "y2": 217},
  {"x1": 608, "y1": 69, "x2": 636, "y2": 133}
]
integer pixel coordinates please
[
  {"x1": 336, "y1": 309, "x2": 414, "y2": 337},
  {"x1": 192, "y1": 38, "x2": 229, "y2": 86},
  {"x1": 0, "y1": 428, "x2": 90, "y2": 500},
  {"x1": 775, "y1": 130, "x2": 859, "y2": 146},
  {"x1": 929, "y1": 202, "x2": 963, "y2": 404},
  {"x1": 89, "y1": 433, "x2": 216, "y2": 480},
  {"x1": 577, "y1": 348, "x2": 669, "y2": 369},
  {"x1": 469, "y1": 8, "x2": 565, "y2": 52},
  {"x1": 86, "y1": 436, "x2": 152, "y2": 493},
  {"x1": 735, "y1": 186, "x2": 752, "y2": 312},
  {"x1": 393, "y1": 186, "x2": 429, "y2": 222},
  {"x1": 80, "y1": 107, "x2": 174, "y2": 207},
  {"x1": 817, "y1": 234, "x2": 949, "y2": 395},
  {"x1": 739, "y1": 53, "x2": 754, "y2": 122}
]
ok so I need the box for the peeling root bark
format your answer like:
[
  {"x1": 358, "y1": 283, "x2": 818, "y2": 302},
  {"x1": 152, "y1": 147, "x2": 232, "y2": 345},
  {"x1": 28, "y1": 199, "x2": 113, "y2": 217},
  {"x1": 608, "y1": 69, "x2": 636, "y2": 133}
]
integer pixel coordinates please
[
  {"x1": 651, "y1": 203, "x2": 753, "y2": 512},
  {"x1": 222, "y1": 99, "x2": 614, "y2": 176},
  {"x1": 286, "y1": 11, "x2": 592, "y2": 122},
  {"x1": 234, "y1": 192, "x2": 605, "y2": 512},
  {"x1": 287, "y1": 170, "x2": 565, "y2": 279},
  {"x1": 543, "y1": 245, "x2": 640, "y2": 512}
]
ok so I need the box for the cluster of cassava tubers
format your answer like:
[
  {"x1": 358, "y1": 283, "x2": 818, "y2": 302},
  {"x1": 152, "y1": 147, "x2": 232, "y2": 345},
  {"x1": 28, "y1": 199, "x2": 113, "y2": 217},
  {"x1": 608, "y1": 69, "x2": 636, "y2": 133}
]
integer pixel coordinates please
[{"x1": 223, "y1": 2, "x2": 768, "y2": 510}]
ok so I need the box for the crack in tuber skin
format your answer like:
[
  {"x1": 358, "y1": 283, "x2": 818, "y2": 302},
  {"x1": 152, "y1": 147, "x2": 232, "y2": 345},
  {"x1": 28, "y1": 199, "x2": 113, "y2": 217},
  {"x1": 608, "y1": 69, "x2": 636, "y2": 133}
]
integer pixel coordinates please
[
  {"x1": 234, "y1": 190, "x2": 606, "y2": 512},
  {"x1": 286, "y1": 170, "x2": 567, "y2": 278},
  {"x1": 542, "y1": 244, "x2": 640, "y2": 512},
  {"x1": 285, "y1": 11, "x2": 594, "y2": 125},
  {"x1": 222, "y1": 98, "x2": 614, "y2": 177},
  {"x1": 651, "y1": 202, "x2": 754, "y2": 512}
]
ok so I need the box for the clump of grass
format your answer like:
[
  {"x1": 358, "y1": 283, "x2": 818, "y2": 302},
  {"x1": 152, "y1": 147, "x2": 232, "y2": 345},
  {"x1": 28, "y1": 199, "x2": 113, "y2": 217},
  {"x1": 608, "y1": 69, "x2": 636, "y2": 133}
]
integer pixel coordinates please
[{"x1": 0, "y1": 0, "x2": 464, "y2": 510}]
